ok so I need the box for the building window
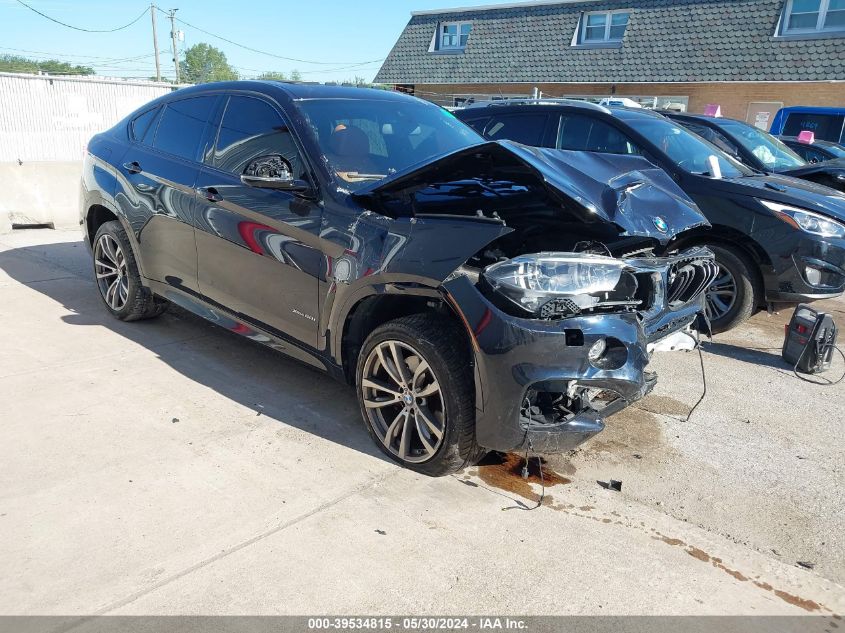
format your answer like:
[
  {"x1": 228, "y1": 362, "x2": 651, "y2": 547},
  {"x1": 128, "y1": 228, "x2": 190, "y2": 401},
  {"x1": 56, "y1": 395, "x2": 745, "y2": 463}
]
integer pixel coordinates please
[
  {"x1": 440, "y1": 22, "x2": 472, "y2": 49},
  {"x1": 581, "y1": 10, "x2": 630, "y2": 43},
  {"x1": 782, "y1": 0, "x2": 845, "y2": 33}
]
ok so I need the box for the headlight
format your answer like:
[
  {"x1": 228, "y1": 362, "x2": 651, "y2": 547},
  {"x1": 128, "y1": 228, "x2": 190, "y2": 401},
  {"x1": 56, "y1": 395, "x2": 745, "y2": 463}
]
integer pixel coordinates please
[
  {"x1": 481, "y1": 253, "x2": 627, "y2": 315},
  {"x1": 759, "y1": 200, "x2": 845, "y2": 238}
]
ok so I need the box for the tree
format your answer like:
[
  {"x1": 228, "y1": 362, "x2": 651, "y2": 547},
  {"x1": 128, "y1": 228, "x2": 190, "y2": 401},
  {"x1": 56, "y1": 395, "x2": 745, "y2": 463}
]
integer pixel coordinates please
[
  {"x1": 0, "y1": 54, "x2": 94, "y2": 76},
  {"x1": 179, "y1": 43, "x2": 237, "y2": 84},
  {"x1": 289, "y1": 69, "x2": 302, "y2": 81},
  {"x1": 257, "y1": 71, "x2": 287, "y2": 81}
]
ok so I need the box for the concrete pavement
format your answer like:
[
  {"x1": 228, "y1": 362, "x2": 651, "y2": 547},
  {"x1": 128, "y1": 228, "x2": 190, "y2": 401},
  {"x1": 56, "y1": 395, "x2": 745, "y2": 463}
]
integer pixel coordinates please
[{"x1": 1, "y1": 229, "x2": 843, "y2": 616}]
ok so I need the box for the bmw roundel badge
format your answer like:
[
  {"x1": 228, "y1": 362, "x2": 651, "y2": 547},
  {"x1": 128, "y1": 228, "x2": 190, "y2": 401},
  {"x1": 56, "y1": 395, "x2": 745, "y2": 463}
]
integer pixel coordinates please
[{"x1": 653, "y1": 216, "x2": 669, "y2": 233}]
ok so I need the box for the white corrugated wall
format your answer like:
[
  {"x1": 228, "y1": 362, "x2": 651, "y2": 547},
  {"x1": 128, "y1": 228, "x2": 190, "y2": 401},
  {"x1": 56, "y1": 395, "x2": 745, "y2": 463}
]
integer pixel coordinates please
[{"x1": 0, "y1": 72, "x2": 176, "y2": 162}]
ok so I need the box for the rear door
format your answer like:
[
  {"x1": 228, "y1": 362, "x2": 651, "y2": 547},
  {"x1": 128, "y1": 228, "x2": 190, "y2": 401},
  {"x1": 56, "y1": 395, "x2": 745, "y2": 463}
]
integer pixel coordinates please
[
  {"x1": 115, "y1": 95, "x2": 219, "y2": 294},
  {"x1": 193, "y1": 93, "x2": 322, "y2": 347},
  {"x1": 555, "y1": 112, "x2": 643, "y2": 156},
  {"x1": 478, "y1": 112, "x2": 554, "y2": 147}
]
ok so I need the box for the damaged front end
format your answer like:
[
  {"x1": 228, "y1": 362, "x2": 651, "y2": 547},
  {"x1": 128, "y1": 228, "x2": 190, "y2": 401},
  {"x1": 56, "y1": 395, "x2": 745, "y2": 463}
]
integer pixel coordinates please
[
  {"x1": 443, "y1": 245, "x2": 716, "y2": 453},
  {"x1": 354, "y1": 140, "x2": 716, "y2": 453}
]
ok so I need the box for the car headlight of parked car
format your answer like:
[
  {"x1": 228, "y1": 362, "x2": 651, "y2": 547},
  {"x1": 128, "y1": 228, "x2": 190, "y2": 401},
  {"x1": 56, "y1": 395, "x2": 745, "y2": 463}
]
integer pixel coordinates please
[
  {"x1": 759, "y1": 200, "x2": 845, "y2": 239},
  {"x1": 481, "y1": 253, "x2": 631, "y2": 317}
]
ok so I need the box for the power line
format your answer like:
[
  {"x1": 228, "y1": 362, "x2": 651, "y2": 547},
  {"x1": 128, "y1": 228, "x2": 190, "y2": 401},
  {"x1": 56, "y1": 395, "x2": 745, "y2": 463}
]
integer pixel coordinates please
[
  {"x1": 13, "y1": 1, "x2": 150, "y2": 33},
  {"x1": 0, "y1": 46, "x2": 153, "y2": 61},
  {"x1": 160, "y1": 8, "x2": 383, "y2": 67}
]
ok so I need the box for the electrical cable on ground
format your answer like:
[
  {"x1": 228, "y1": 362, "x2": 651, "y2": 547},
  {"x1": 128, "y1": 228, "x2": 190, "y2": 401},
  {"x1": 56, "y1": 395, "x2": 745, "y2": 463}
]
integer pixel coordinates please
[
  {"x1": 519, "y1": 400, "x2": 545, "y2": 511},
  {"x1": 792, "y1": 343, "x2": 845, "y2": 386}
]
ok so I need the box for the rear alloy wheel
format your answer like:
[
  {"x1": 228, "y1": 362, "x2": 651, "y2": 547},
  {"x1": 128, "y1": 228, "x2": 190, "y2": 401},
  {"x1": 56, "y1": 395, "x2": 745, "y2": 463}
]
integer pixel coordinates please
[
  {"x1": 92, "y1": 220, "x2": 168, "y2": 321},
  {"x1": 94, "y1": 233, "x2": 129, "y2": 312},
  {"x1": 704, "y1": 244, "x2": 757, "y2": 333},
  {"x1": 356, "y1": 313, "x2": 482, "y2": 476}
]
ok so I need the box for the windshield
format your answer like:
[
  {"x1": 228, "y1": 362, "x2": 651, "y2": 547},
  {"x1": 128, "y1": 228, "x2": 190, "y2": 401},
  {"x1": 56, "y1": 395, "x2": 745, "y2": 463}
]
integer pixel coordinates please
[
  {"x1": 294, "y1": 98, "x2": 482, "y2": 190},
  {"x1": 717, "y1": 119, "x2": 806, "y2": 171},
  {"x1": 632, "y1": 117, "x2": 751, "y2": 178}
]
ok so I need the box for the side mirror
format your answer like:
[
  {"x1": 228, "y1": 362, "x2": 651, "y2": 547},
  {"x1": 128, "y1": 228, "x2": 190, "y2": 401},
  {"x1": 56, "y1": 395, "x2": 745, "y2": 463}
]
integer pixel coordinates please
[{"x1": 240, "y1": 155, "x2": 312, "y2": 194}]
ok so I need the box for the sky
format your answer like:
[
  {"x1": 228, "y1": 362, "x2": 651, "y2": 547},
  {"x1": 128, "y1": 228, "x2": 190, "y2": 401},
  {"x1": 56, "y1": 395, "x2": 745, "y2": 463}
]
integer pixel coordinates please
[{"x1": 0, "y1": 0, "x2": 523, "y2": 83}]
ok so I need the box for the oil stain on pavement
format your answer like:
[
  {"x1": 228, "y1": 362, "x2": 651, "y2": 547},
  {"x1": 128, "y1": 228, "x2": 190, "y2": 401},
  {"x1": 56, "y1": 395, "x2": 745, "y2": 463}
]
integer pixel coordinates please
[{"x1": 472, "y1": 452, "x2": 571, "y2": 503}]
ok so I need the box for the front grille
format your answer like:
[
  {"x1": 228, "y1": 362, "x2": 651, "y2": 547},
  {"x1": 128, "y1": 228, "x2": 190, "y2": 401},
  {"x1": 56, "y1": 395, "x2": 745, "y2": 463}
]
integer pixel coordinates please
[{"x1": 667, "y1": 257, "x2": 718, "y2": 307}]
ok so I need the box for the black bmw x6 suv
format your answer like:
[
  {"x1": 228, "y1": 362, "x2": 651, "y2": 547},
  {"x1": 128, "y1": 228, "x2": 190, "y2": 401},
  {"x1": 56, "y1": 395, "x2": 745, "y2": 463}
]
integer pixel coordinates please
[
  {"x1": 457, "y1": 101, "x2": 845, "y2": 333},
  {"x1": 81, "y1": 83, "x2": 713, "y2": 475}
]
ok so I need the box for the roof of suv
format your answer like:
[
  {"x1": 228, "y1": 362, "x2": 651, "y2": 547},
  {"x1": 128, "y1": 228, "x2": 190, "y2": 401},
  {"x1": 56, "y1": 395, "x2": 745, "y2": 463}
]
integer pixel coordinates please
[
  {"x1": 457, "y1": 101, "x2": 668, "y2": 123},
  {"x1": 779, "y1": 136, "x2": 845, "y2": 150},
  {"x1": 157, "y1": 80, "x2": 420, "y2": 103},
  {"x1": 659, "y1": 111, "x2": 750, "y2": 128}
]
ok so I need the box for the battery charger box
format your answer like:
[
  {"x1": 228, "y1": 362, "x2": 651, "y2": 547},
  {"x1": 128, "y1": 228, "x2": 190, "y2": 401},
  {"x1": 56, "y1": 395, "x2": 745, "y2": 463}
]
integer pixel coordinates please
[{"x1": 782, "y1": 304, "x2": 838, "y2": 374}]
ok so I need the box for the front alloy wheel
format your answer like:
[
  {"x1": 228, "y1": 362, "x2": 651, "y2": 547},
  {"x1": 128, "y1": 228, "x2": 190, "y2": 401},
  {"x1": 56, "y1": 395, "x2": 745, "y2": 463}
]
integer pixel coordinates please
[
  {"x1": 704, "y1": 265, "x2": 737, "y2": 323},
  {"x1": 703, "y1": 244, "x2": 757, "y2": 333},
  {"x1": 355, "y1": 314, "x2": 482, "y2": 476},
  {"x1": 361, "y1": 340, "x2": 446, "y2": 463}
]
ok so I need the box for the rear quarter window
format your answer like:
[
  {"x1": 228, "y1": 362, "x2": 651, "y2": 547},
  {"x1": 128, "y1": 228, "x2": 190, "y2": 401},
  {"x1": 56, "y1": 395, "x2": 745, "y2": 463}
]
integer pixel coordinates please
[{"x1": 130, "y1": 107, "x2": 160, "y2": 144}]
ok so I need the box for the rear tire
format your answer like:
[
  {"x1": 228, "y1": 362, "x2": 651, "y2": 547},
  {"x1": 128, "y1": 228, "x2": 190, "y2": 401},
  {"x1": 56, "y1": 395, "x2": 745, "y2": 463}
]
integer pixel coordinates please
[
  {"x1": 705, "y1": 244, "x2": 757, "y2": 333},
  {"x1": 355, "y1": 313, "x2": 481, "y2": 476},
  {"x1": 91, "y1": 220, "x2": 169, "y2": 321}
]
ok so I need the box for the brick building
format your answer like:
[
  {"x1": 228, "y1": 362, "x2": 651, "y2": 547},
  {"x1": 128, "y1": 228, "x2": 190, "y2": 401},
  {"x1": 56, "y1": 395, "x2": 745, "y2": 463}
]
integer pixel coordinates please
[{"x1": 374, "y1": 0, "x2": 845, "y2": 126}]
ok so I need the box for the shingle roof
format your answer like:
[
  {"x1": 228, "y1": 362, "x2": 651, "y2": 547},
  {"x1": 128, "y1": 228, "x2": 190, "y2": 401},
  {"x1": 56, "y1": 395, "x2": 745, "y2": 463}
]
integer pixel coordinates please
[{"x1": 374, "y1": 0, "x2": 845, "y2": 84}]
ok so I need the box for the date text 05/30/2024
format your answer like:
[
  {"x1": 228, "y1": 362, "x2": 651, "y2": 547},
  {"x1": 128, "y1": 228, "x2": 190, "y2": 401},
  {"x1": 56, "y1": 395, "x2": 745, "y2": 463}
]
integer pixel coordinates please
[{"x1": 307, "y1": 618, "x2": 528, "y2": 630}]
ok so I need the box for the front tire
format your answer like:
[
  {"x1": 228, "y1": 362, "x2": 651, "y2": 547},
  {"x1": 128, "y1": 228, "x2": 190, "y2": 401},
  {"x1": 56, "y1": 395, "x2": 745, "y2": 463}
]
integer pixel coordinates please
[
  {"x1": 704, "y1": 244, "x2": 757, "y2": 333},
  {"x1": 356, "y1": 313, "x2": 482, "y2": 476},
  {"x1": 92, "y1": 221, "x2": 168, "y2": 321}
]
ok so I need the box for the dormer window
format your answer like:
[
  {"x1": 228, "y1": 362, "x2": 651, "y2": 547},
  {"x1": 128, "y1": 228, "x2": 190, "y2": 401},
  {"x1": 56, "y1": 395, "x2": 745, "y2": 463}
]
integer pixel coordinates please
[
  {"x1": 581, "y1": 10, "x2": 630, "y2": 43},
  {"x1": 781, "y1": 0, "x2": 845, "y2": 34},
  {"x1": 440, "y1": 21, "x2": 472, "y2": 50}
]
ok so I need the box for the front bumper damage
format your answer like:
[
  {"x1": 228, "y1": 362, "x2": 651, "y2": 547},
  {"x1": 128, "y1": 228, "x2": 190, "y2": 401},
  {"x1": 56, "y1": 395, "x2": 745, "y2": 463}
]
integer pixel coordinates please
[{"x1": 442, "y1": 247, "x2": 715, "y2": 454}]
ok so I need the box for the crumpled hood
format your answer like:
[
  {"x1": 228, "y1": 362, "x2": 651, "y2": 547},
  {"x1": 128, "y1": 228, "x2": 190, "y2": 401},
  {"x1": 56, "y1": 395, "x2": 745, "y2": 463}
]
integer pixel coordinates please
[{"x1": 352, "y1": 140, "x2": 709, "y2": 243}]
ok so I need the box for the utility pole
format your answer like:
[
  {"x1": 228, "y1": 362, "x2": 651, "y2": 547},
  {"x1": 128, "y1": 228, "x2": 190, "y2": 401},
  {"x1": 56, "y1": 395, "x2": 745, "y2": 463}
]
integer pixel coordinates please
[
  {"x1": 168, "y1": 9, "x2": 180, "y2": 84},
  {"x1": 150, "y1": 3, "x2": 161, "y2": 82}
]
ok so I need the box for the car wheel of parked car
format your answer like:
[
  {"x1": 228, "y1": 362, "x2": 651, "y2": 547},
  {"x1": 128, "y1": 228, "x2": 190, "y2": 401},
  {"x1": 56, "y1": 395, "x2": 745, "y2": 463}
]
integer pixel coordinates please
[
  {"x1": 704, "y1": 244, "x2": 756, "y2": 333},
  {"x1": 92, "y1": 221, "x2": 168, "y2": 321},
  {"x1": 356, "y1": 313, "x2": 482, "y2": 476}
]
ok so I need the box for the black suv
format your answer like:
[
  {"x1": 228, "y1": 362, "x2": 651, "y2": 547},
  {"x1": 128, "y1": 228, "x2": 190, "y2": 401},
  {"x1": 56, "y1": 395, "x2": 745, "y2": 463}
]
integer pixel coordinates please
[
  {"x1": 779, "y1": 136, "x2": 845, "y2": 164},
  {"x1": 81, "y1": 83, "x2": 713, "y2": 475},
  {"x1": 457, "y1": 101, "x2": 845, "y2": 332},
  {"x1": 663, "y1": 112, "x2": 845, "y2": 194}
]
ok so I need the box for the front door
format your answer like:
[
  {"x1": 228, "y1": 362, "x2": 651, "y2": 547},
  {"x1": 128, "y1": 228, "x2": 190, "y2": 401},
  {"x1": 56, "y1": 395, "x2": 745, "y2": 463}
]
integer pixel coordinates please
[{"x1": 193, "y1": 94, "x2": 322, "y2": 347}]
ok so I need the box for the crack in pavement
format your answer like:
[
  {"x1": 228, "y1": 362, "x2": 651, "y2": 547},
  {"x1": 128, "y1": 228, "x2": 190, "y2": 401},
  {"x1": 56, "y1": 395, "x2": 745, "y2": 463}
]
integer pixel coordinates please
[{"x1": 85, "y1": 468, "x2": 399, "y2": 618}]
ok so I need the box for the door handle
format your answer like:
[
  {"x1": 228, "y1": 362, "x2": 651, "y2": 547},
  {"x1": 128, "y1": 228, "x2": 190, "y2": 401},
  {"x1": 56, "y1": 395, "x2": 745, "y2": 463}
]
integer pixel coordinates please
[
  {"x1": 197, "y1": 186, "x2": 222, "y2": 202},
  {"x1": 122, "y1": 161, "x2": 142, "y2": 174}
]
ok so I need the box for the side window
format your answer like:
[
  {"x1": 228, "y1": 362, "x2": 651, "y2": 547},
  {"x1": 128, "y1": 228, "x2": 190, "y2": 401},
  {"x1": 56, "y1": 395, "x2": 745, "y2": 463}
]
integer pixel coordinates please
[
  {"x1": 153, "y1": 97, "x2": 217, "y2": 162},
  {"x1": 557, "y1": 114, "x2": 640, "y2": 155},
  {"x1": 213, "y1": 95, "x2": 304, "y2": 178},
  {"x1": 462, "y1": 116, "x2": 490, "y2": 135},
  {"x1": 803, "y1": 147, "x2": 827, "y2": 164},
  {"x1": 683, "y1": 122, "x2": 741, "y2": 157},
  {"x1": 130, "y1": 107, "x2": 160, "y2": 144},
  {"x1": 483, "y1": 114, "x2": 548, "y2": 146}
]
